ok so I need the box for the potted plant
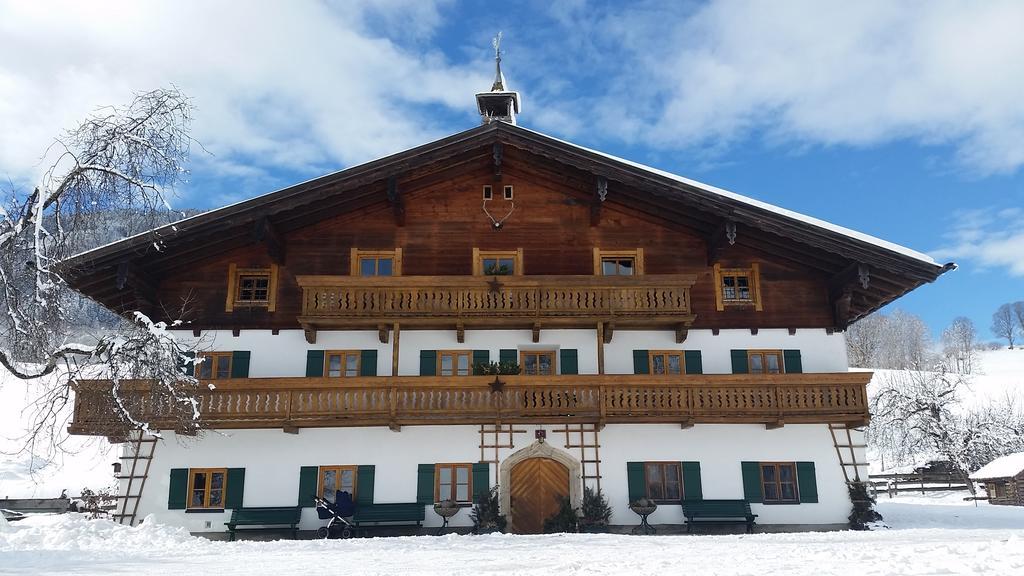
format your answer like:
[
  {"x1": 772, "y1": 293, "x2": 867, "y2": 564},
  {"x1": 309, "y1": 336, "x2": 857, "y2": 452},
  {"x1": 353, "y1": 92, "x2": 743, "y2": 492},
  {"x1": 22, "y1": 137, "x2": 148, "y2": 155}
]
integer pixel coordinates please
[
  {"x1": 471, "y1": 486, "x2": 507, "y2": 534},
  {"x1": 475, "y1": 360, "x2": 521, "y2": 376},
  {"x1": 629, "y1": 497, "x2": 658, "y2": 535},
  {"x1": 578, "y1": 487, "x2": 612, "y2": 533}
]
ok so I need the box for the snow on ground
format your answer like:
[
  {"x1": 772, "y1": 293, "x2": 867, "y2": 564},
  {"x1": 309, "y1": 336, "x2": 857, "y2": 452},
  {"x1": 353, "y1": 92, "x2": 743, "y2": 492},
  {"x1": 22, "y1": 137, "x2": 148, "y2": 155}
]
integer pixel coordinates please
[
  {"x1": 0, "y1": 368, "x2": 114, "y2": 499},
  {"x1": 1, "y1": 492, "x2": 1022, "y2": 576}
]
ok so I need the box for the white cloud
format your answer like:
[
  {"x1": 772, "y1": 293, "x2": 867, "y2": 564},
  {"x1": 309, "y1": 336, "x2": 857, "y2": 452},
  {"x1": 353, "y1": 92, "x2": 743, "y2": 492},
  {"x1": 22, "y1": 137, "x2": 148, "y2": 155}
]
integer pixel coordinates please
[
  {"x1": 933, "y1": 207, "x2": 1024, "y2": 276},
  {"x1": 0, "y1": 0, "x2": 490, "y2": 200},
  {"x1": 530, "y1": 0, "x2": 1024, "y2": 175}
]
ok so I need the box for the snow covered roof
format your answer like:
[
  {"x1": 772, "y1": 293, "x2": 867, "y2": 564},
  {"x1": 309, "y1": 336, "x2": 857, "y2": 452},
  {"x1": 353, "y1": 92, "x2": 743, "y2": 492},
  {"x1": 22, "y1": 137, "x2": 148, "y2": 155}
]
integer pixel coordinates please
[{"x1": 970, "y1": 453, "x2": 1024, "y2": 480}]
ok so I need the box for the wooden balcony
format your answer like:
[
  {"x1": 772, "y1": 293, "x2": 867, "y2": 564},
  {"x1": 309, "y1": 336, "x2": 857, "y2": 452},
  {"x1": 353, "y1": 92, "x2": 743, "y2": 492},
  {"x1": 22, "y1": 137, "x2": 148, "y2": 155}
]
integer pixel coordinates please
[
  {"x1": 295, "y1": 275, "x2": 697, "y2": 340},
  {"x1": 68, "y1": 373, "x2": 871, "y2": 436}
]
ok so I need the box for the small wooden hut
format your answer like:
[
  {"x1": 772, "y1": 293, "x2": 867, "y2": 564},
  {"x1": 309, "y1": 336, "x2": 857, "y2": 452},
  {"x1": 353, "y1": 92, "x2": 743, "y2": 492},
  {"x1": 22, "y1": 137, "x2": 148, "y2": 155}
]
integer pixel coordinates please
[{"x1": 970, "y1": 453, "x2": 1024, "y2": 506}]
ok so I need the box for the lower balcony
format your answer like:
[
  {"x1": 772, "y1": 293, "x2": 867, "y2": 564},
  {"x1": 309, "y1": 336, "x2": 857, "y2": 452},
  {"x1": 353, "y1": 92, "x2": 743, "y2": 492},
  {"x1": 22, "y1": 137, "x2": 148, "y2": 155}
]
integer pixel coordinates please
[{"x1": 68, "y1": 373, "x2": 871, "y2": 436}]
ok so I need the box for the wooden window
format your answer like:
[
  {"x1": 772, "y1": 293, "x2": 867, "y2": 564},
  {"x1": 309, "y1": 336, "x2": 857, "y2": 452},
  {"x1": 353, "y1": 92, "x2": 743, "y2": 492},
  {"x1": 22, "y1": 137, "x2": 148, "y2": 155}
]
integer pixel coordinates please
[
  {"x1": 196, "y1": 352, "x2": 232, "y2": 380},
  {"x1": 593, "y1": 248, "x2": 644, "y2": 275},
  {"x1": 648, "y1": 351, "x2": 685, "y2": 375},
  {"x1": 748, "y1": 350, "x2": 784, "y2": 374},
  {"x1": 482, "y1": 185, "x2": 493, "y2": 200},
  {"x1": 713, "y1": 262, "x2": 762, "y2": 311},
  {"x1": 350, "y1": 248, "x2": 402, "y2": 277},
  {"x1": 318, "y1": 465, "x2": 357, "y2": 502},
  {"x1": 188, "y1": 468, "x2": 227, "y2": 509},
  {"x1": 473, "y1": 248, "x2": 523, "y2": 276},
  {"x1": 325, "y1": 351, "x2": 361, "y2": 378},
  {"x1": 435, "y1": 463, "x2": 472, "y2": 504},
  {"x1": 520, "y1": 350, "x2": 556, "y2": 375},
  {"x1": 225, "y1": 263, "x2": 278, "y2": 312},
  {"x1": 503, "y1": 185, "x2": 514, "y2": 200},
  {"x1": 644, "y1": 462, "x2": 682, "y2": 502},
  {"x1": 439, "y1": 351, "x2": 472, "y2": 376},
  {"x1": 760, "y1": 462, "x2": 799, "y2": 504}
]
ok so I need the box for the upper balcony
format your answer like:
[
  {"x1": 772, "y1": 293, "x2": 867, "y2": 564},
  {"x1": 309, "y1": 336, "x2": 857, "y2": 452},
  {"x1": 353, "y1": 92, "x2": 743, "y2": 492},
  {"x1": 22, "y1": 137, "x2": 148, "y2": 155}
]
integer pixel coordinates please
[
  {"x1": 295, "y1": 274, "x2": 697, "y2": 342},
  {"x1": 68, "y1": 372, "x2": 871, "y2": 437}
]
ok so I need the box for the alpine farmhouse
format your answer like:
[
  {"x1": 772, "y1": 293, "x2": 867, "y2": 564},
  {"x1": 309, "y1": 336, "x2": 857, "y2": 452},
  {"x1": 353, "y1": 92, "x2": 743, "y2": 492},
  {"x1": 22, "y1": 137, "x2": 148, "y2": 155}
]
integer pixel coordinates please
[{"x1": 61, "y1": 56, "x2": 952, "y2": 536}]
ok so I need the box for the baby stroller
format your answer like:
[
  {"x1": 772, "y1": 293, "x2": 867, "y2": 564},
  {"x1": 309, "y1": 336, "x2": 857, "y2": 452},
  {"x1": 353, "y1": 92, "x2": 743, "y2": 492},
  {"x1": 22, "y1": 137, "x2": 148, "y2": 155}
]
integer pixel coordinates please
[{"x1": 314, "y1": 490, "x2": 356, "y2": 539}]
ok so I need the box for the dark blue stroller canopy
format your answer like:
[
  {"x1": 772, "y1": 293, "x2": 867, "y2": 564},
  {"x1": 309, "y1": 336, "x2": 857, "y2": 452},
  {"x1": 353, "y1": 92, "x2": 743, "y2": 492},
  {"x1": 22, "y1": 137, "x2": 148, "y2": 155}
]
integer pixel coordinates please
[{"x1": 317, "y1": 490, "x2": 355, "y2": 519}]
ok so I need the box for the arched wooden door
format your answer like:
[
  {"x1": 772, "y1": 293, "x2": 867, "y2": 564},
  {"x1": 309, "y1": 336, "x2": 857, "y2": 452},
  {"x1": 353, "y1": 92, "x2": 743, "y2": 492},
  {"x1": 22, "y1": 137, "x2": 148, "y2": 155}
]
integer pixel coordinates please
[{"x1": 509, "y1": 457, "x2": 570, "y2": 534}]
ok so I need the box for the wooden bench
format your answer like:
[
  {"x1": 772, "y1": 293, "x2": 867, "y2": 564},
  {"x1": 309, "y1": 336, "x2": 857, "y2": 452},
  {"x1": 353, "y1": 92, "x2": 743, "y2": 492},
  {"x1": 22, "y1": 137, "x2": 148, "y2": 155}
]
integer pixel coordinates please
[
  {"x1": 224, "y1": 506, "x2": 302, "y2": 541},
  {"x1": 681, "y1": 499, "x2": 757, "y2": 533},
  {"x1": 352, "y1": 503, "x2": 425, "y2": 528}
]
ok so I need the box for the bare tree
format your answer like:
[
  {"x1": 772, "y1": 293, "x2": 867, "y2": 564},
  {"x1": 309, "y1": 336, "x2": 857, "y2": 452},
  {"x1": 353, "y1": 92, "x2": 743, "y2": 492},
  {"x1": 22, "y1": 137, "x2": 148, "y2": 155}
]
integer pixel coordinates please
[
  {"x1": 0, "y1": 88, "x2": 201, "y2": 458},
  {"x1": 941, "y1": 316, "x2": 977, "y2": 374},
  {"x1": 879, "y1": 310, "x2": 934, "y2": 370},
  {"x1": 1013, "y1": 301, "x2": 1024, "y2": 343},
  {"x1": 991, "y1": 303, "x2": 1016, "y2": 349},
  {"x1": 846, "y1": 313, "x2": 887, "y2": 368}
]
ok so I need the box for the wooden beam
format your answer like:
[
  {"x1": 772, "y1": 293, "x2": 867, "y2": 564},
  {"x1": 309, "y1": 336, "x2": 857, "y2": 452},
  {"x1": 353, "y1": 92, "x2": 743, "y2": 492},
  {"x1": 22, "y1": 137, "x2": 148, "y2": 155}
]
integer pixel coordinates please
[
  {"x1": 532, "y1": 322, "x2": 541, "y2": 343},
  {"x1": 492, "y1": 142, "x2": 503, "y2": 180},
  {"x1": 590, "y1": 176, "x2": 607, "y2": 227},
  {"x1": 303, "y1": 325, "x2": 317, "y2": 345},
  {"x1": 603, "y1": 322, "x2": 614, "y2": 344},
  {"x1": 676, "y1": 326, "x2": 689, "y2": 344},
  {"x1": 392, "y1": 323, "x2": 400, "y2": 377},
  {"x1": 706, "y1": 220, "x2": 737, "y2": 264},
  {"x1": 456, "y1": 323, "x2": 465, "y2": 344},
  {"x1": 765, "y1": 420, "x2": 785, "y2": 430},
  {"x1": 252, "y1": 216, "x2": 285, "y2": 264},
  {"x1": 386, "y1": 176, "x2": 405, "y2": 227},
  {"x1": 378, "y1": 324, "x2": 390, "y2": 344},
  {"x1": 596, "y1": 322, "x2": 605, "y2": 375},
  {"x1": 680, "y1": 420, "x2": 695, "y2": 429},
  {"x1": 283, "y1": 425, "x2": 299, "y2": 435},
  {"x1": 114, "y1": 261, "x2": 158, "y2": 305}
]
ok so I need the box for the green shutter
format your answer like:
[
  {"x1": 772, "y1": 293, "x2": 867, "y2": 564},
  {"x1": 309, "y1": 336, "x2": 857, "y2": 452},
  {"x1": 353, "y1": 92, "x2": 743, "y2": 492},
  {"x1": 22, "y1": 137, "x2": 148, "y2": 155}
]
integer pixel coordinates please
[
  {"x1": 298, "y1": 465, "x2": 319, "y2": 507},
  {"x1": 632, "y1": 350, "x2": 649, "y2": 374},
  {"x1": 472, "y1": 462, "x2": 490, "y2": 501},
  {"x1": 626, "y1": 461, "x2": 646, "y2": 502},
  {"x1": 360, "y1": 350, "x2": 377, "y2": 376},
  {"x1": 417, "y1": 464, "x2": 436, "y2": 504},
  {"x1": 306, "y1": 350, "x2": 324, "y2": 377},
  {"x1": 784, "y1": 350, "x2": 803, "y2": 374},
  {"x1": 681, "y1": 461, "x2": 703, "y2": 501},
  {"x1": 559, "y1": 349, "x2": 578, "y2": 375},
  {"x1": 741, "y1": 461, "x2": 763, "y2": 503},
  {"x1": 499, "y1": 349, "x2": 517, "y2": 365},
  {"x1": 472, "y1": 350, "x2": 490, "y2": 375},
  {"x1": 419, "y1": 350, "x2": 437, "y2": 376},
  {"x1": 797, "y1": 462, "x2": 818, "y2": 503},
  {"x1": 356, "y1": 465, "x2": 375, "y2": 505},
  {"x1": 225, "y1": 468, "x2": 245, "y2": 509},
  {"x1": 230, "y1": 351, "x2": 251, "y2": 378},
  {"x1": 178, "y1": 352, "x2": 196, "y2": 377},
  {"x1": 168, "y1": 468, "x2": 188, "y2": 510},
  {"x1": 731, "y1": 350, "x2": 749, "y2": 374},
  {"x1": 684, "y1": 350, "x2": 703, "y2": 374}
]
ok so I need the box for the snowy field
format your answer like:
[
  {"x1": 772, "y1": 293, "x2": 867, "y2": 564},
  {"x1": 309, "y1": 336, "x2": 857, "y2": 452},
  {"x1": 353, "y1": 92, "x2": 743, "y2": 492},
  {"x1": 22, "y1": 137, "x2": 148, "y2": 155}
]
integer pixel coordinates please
[{"x1": 2, "y1": 492, "x2": 1023, "y2": 576}]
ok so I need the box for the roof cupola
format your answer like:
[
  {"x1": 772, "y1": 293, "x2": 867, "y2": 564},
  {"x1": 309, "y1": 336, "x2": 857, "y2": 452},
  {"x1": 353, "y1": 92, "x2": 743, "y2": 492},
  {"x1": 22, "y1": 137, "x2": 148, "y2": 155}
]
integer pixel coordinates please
[{"x1": 476, "y1": 33, "x2": 520, "y2": 125}]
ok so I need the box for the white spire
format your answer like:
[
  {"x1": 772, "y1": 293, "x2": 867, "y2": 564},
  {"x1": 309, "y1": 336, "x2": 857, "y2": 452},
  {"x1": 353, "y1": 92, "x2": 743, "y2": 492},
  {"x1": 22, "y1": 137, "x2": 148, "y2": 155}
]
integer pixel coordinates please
[{"x1": 476, "y1": 32, "x2": 520, "y2": 125}]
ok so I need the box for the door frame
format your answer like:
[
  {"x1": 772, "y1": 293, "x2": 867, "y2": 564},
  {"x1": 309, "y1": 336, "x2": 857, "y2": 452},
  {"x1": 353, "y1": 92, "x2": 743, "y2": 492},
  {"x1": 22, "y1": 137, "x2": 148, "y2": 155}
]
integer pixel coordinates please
[{"x1": 499, "y1": 440, "x2": 582, "y2": 519}]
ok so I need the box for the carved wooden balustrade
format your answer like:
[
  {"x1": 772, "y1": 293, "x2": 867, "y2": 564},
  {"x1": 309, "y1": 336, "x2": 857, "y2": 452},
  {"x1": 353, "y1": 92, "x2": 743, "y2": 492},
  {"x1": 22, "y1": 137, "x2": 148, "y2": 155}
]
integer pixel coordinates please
[
  {"x1": 295, "y1": 275, "x2": 698, "y2": 335},
  {"x1": 68, "y1": 373, "x2": 871, "y2": 436}
]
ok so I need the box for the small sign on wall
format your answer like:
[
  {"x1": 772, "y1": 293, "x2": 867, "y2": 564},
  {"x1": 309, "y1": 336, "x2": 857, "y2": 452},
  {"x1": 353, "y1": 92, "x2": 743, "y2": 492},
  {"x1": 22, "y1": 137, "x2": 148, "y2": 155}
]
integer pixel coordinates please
[{"x1": 535, "y1": 429, "x2": 546, "y2": 441}]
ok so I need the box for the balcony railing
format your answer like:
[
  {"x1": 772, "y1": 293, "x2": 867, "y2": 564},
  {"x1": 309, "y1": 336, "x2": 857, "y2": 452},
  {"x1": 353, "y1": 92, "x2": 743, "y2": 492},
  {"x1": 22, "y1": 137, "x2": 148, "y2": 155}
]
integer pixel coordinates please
[
  {"x1": 295, "y1": 274, "x2": 697, "y2": 332},
  {"x1": 68, "y1": 373, "x2": 871, "y2": 436}
]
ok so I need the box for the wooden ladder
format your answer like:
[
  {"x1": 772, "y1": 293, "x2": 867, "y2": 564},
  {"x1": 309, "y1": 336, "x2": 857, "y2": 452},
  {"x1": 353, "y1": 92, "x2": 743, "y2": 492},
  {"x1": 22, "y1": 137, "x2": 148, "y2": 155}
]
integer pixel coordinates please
[
  {"x1": 828, "y1": 423, "x2": 867, "y2": 483},
  {"x1": 112, "y1": 431, "x2": 158, "y2": 526}
]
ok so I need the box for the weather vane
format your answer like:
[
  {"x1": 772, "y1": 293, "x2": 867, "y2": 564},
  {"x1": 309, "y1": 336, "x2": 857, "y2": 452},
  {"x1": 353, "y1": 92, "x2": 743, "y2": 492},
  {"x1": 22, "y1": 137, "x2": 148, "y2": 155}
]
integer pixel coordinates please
[{"x1": 492, "y1": 31, "x2": 502, "y2": 60}]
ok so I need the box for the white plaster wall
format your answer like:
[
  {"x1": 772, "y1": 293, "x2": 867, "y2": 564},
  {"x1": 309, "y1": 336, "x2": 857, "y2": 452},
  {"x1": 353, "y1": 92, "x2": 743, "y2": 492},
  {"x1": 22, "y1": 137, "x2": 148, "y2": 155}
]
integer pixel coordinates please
[
  {"x1": 126, "y1": 422, "x2": 853, "y2": 533},
  {"x1": 174, "y1": 328, "x2": 849, "y2": 378}
]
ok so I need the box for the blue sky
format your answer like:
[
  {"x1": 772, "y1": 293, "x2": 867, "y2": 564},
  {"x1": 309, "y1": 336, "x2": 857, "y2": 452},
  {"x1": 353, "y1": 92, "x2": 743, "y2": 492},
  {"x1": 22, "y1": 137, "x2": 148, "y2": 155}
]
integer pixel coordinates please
[{"x1": 2, "y1": 1, "x2": 1022, "y2": 340}]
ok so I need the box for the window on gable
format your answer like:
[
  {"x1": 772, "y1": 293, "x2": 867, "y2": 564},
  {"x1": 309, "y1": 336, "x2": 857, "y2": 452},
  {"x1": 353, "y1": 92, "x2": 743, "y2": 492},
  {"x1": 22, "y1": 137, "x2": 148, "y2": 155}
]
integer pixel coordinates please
[
  {"x1": 593, "y1": 248, "x2": 644, "y2": 275},
  {"x1": 188, "y1": 468, "x2": 227, "y2": 509},
  {"x1": 439, "y1": 351, "x2": 472, "y2": 376},
  {"x1": 648, "y1": 351, "x2": 685, "y2": 375},
  {"x1": 325, "y1": 351, "x2": 361, "y2": 378},
  {"x1": 748, "y1": 350, "x2": 784, "y2": 374},
  {"x1": 435, "y1": 463, "x2": 472, "y2": 504},
  {"x1": 196, "y1": 352, "x2": 232, "y2": 380},
  {"x1": 351, "y1": 248, "x2": 402, "y2": 277},
  {"x1": 225, "y1": 264, "x2": 278, "y2": 312},
  {"x1": 713, "y1": 262, "x2": 762, "y2": 311},
  {"x1": 644, "y1": 462, "x2": 682, "y2": 502},
  {"x1": 474, "y1": 248, "x2": 522, "y2": 276},
  {"x1": 760, "y1": 462, "x2": 799, "y2": 504},
  {"x1": 319, "y1": 465, "x2": 357, "y2": 503},
  {"x1": 520, "y1": 350, "x2": 555, "y2": 375}
]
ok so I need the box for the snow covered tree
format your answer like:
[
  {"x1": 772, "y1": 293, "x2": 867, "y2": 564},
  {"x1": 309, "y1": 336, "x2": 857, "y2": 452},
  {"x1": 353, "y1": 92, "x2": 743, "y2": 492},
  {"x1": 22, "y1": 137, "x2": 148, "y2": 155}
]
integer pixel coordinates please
[
  {"x1": 0, "y1": 88, "x2": 202, "y2": 455},
  {"x1": 1013, "y1": 301, "x2": 1024, "y2": 343},
  {"x1": 846, "y1": 313, "x2": 887, "y2": 368},
  {"x1": 991, "y1": 303, "x2": 1016, "y2": 349},
  {"x1": 941, "y1": 316, "x2": 977, "y2": 374},
  {"x1": 869, "y1": 368, "x2": 1024, "y2": 494}
]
